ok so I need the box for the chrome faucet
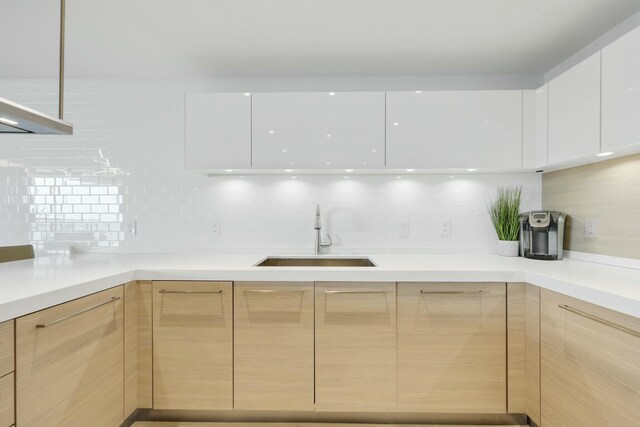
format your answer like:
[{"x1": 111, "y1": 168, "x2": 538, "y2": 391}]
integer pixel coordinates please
[{"x1": 314, "y1": 204, "x2": 332, "y2": 255}]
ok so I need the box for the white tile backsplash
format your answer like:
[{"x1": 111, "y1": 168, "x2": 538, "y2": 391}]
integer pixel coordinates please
[{"x1": 0, "y1": 79, "x2": 541, "y2": 254}]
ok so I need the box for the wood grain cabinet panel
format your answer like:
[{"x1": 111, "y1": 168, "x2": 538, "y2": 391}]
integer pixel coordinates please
[
  {"x1": 0, "y1": 372, "x2": 14, "y2": 427},
  {"x1": 152, "y1": 281, "x2": 233, "y2": 410},
  {"x1": 234, "y1": 282, "x2": 314, "y2": 410},
  {"x1": 16, "y1": 286, "x2": 124, "y2": 427},
  {"x1": 315, "y1": 282, "x2": 396, "y2": 412},
  {"x1": 137, "y1": 280, "x2": 153, "y2": 408},
  {"x1": 397, "y1": 282, "x2": 506, "y2": 413},
  {"x1": 0, "y1": 321, "x2": 13, "y2": 378},
  {"x1": 541, "y1": 289, "x2": 640, "y2": 426},
  {"x1": 525, "y1": 285, "x2": 541, "y2": 425},
  {"x1": 507, "y1": 283, "x2": 526, "y2": 413}
]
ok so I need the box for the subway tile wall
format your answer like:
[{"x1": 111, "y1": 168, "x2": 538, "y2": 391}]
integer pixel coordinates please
[{"x1": 0, "y1": 79, "x2": 541, "y2": 255}]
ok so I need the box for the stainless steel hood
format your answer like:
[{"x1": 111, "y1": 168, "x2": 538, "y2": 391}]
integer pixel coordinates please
[
  {"x1": 0, "y1": 97, "x2": 73, "y2": 135},
  {"x1": 1, "y1": 0, "x2": 73, "y2": 135}
]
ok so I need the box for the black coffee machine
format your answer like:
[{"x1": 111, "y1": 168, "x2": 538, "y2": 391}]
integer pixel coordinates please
[{"x1": 519, "y1": 211, "x2": 567, "y2": 260}]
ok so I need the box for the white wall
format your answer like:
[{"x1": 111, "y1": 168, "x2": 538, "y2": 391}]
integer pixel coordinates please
[{"x1": 0, "y1": 79, "x2": 541, "y2": 255}]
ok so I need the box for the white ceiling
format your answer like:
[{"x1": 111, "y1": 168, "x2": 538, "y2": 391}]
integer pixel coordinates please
[{"x1": 2, "y1": 0, "x2": 640, "y2": 78}]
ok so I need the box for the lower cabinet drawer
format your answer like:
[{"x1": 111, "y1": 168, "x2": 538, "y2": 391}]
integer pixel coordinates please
[
  {"x1": 16, "y1": 286, "x2": 124, "y2": 427},
  {"x1": 541, "y1": 290, "x2": 640, "y2": 426},
  {"x1": 397, "y1": 282, "x2": 507, "y2": 413},
  {"x1": 152, "y1": 281, "x2": 233, "y2": 410},
  {"x1": 0, "y1": 373, "x2": 14, "y2": 427}
]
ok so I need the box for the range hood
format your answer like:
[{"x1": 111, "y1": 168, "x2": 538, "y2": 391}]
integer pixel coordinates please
[
  {"x1": 0, "y1": 97, "x2": 73, "y2": 135},
  {"x1": 1, "y1": 0, "x2": 73, "y2": 135}
]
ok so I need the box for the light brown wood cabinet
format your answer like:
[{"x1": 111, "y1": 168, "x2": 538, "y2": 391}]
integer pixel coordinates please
[
  {"x1": 541, "y1": 289, "x2": 640, "y2": 426},
  {"x1": 0, "y1": 320, "x2": 13, "y2": 378},
  {"x1": 397, "y1": 282, "x2": 507, "y2": 413},
  {"x1": 0, "y1": 372, "x2": 14, "y2": 427},
  {"x1": 152, "y1": 281, "x2": 233, "y2": 410},
  {"x1": 234, "y1": 281, "x2": 314, "y2": 410},
  {"x1": 315, "y1": 281, "x2": 397, "y2": 412},
  {"x1": 15, "y1": 286, "x2": 124, "y2": 427}
]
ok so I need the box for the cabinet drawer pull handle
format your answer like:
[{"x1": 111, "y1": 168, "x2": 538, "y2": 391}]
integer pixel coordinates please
[
  {"x1": 558, "y1": 304, "x2": 640, "y2": 338},
  {"x1": 325, "y1": 290, "x2": 389, "y2": 294},
  {"x1": 242, "y1": 289, "x2": 304, "y2": 293},
  {"x1": 36, "y1": 296, "x2": 120, "y2": 328},
  {"x1": 419, "y1": 290, "x2": 487, "y2": 295},
  {"x1": 159, "y1": 289, "x2": 223, "y2": 294}
]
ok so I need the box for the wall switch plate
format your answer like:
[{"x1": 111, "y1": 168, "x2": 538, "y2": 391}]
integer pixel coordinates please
[
  {"x1": 584, "y1": 219, "x2": 599, "y2": 239},
  {"x1": 440, "y1": 220, "x2": 452, "y2": 237}
]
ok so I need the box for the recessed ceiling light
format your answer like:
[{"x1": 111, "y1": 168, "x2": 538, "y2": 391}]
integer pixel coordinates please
[
  {"x1": 372, "y1": 149, "x2": 377, "y2": 153},
  {"x1": 243, "y1": 92, "x2": 251, "y2": 96},
  {"x1": 269, "y1": 130, "x2": 275, "y2": 134},
  {"x1": 396, "y1": 176, "x2": 402, "y2": 179},
  {"x1": 415, "y1": 91, "x2": 422, "y2": 93},
  {"x1": 0, "y1": 117, "x2": 18, "y2": 125},
  {"x1": 597, "y1": 152, "x2": 613, "y2": 157},
  {"x1": 326, "y1": 161, "x2": 331, "y2": 165},
  {"x1": 284, "y1": 169, "x2": 294, "y2": 172},
  {"x1": 326, "y1": 134, "x2": 332, "y2": 138},
  {"x1": 224, "y1": 169, "x2": 233, "y2": 172},
  {"x1": 282, "y1": 149, "x2": 287, "y2": 153},
  {"x1": 467, "y1": 168, "x2": 477, "y2": 172},
  {"x1": 345, "y1": 169, "x2": 354, "y2": 172},
  {"x1": 329, "y1": 92, "x2": 336, "y2": 96},
  {"x1": 393, "y1": 122, "x2": 399, "y2": 126},
  {"x1": 405, "y1": 169, "x2": 415, "y2": 172}
]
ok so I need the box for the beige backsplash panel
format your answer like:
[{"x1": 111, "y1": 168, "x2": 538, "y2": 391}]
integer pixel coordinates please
[{"x1": 542, "y1": 153, "x2": 640, "y2": 259}]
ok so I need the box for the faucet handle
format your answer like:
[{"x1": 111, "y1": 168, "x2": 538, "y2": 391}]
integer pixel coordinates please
[{"x1": 322, "y1": 234, "x2": 332, "y2": 247}]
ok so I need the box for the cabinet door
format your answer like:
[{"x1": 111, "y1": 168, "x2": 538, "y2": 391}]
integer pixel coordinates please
[
  {"x1": 16, "y1": 286, "x2": 124, "y2": 427},
  {"x1": 315, "y1": 282, "x2": 396, "y2": 411},
  {"x1": 548, "y1": 53, "x2": 601, "y2": 164},
  {"x1": 535, "y1": 84, "x2": 549, "y2": 168},
  {"x1": 386, "y1": 90, "x2": 523, "y2": 169},
  {"x1": 252, "y1": 92, "x2": 385, "y2": 169},
  {"x1": 234, "y1": 282, "x2": 314, "y2": 410},
  {"x1": 397, "y1": 283, "x2": 506, "y2": 413},
  {"x1": 0, "y1": 320, "x2": 13, "y2": 378},
  {"x1": 185, "y1": 93, "x2": 251, "y2": 169},
  {"x1": 0, "y1": 372, "x2": 13, "y2": 427},
  {"x1": 152, "y1": 281, "x2": 232, "y2": 410},
  {"x1": 541, "y1": 290, "x2": 640, "y2": 426},
  {"x1": 602, "y1": 26, "x2": 640, "y2": 153}
]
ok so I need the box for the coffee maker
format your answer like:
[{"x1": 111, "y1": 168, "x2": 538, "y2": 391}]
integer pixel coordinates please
[{"x1": 519, "y1": 211, "x2": 567, "y2": 260}]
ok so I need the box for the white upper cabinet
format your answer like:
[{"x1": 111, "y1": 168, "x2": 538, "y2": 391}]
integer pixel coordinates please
[
  {"x1": 386, "y1": 91, "x2": 523, "y2": 169},
  {"x1": 535, "y1": 85, "x2": 549, "y2": 168},
  {"x1": 251, "y1": 92, "x2": 385, "y2": 169},
  {"x1": 185, "y1": 93, "x2": 251, "y2": 169},
  {"x1": 548, "y1": 53, "x2": 601, "y2": 164},
  {"x1": 602, "y1": 26, "x2": 640, "y2": 153}
]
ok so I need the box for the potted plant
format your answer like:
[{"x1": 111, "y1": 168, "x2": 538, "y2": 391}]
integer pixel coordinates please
[{"x1": 487, "y1": 186, "x2": 522, "y2": 257}]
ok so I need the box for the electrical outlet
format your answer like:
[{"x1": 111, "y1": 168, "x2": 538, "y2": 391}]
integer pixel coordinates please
[
  {"x1": 584, "y1": 219, "x2": 599, "y2": 239},
  {"x1": 440, "y1": 220, "x2": 452, "y2": 237},
  {"x1": 397, "y1": 220, "x2": 410, "y2": 238},
  {"x1": 210, "y1": 219, "x2": 221, "y2": 239}
]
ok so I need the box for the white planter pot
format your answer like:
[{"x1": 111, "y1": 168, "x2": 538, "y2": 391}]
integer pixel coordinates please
[{"x1": 497, "y1": 240, "x2": 519, "y2": 257}]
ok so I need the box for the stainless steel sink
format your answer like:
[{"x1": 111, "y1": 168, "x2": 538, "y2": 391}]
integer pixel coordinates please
[{"x1": 256, "y1": 257, "x2": 376, "y2": 267}]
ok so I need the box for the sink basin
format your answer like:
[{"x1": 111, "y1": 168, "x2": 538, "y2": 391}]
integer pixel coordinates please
[{"x1": 256, "y1": 257, "x2": 376, "y2": 267}]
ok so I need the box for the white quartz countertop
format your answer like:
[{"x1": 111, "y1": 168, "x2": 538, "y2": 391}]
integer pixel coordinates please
[{"x1": 1, "y1": 253, "x2": 639, "y2": 322}]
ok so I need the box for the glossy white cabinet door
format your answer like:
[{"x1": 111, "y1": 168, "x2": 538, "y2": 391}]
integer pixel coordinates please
[
  {"x1": 522, "y1": 90, "x2": 537, "y2": 169},
  {"x1": 386, "y1": 91, "x2": 523, "y2": 169},
  {"x1": 535, "y1": 85, "x2": 549, "y2": 168},
  {"x1": 185, "y1": 93, "x2": 251, "y2": 169},
  {"x1": 251, "y1": 92, "x2": 385, "y2": 169},
  {"x1": 548, "y1": 53, "x2": 601, "y2": 164},
  {"x1": 602, "y1": 26, "x2": 640, "y2": 152}
]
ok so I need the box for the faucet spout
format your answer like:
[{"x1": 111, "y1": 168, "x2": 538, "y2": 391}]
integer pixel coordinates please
[{"x1": 314, "y1": 204, "x2": 332, "y2": 255}]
